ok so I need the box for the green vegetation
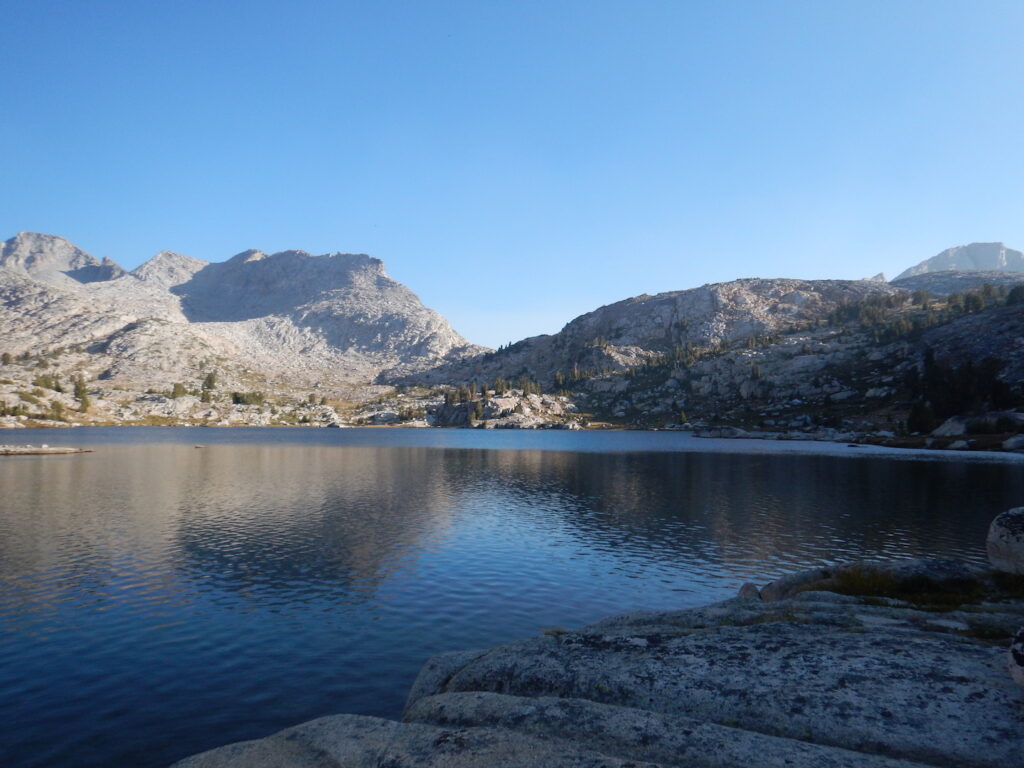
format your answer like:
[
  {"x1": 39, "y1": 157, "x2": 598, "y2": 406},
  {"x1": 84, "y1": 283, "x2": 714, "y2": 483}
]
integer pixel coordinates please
[
  {"x1": 904, "y1": 349, "x2": 1020, "y2": 432},
  {"x1": 202, "y1": 372, "x2": 218, "y2": 391},
  {"x1": 830, "y1": 284, "x2": 1015, "y2": 344},
  {"x1": 17, "y1": 391, "x2": 42, "y2": 406},
  {"x1": 821, "y1": 565, "x2": 985, "y2": 611},
  {"x1": 73, "y1": 375, "x2": 90, "y2": 411},
  {"x1": 397, "y1": 406, "x2": 426, "y2": 421},
  {"x1": 0, "y1": 400, "x2": 28, "y2": 417},
  {"x1": 231, "y1": 391, "x2": 265, "y2": 405},
  {"x1": 32, "y1": 374, "x2": 64, "y2": 392},
  {"x1": 1, "y1": 352, "x2": 11, "y2": 365},
  {"x1": 170, "y1": 382, "x2": 187, "y2": 398}
]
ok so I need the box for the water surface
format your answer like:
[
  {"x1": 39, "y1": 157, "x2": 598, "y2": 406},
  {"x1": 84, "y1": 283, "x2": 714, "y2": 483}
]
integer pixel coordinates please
[{"x1": 1, "y1": 427, "x2": 1021, "y2": 767}]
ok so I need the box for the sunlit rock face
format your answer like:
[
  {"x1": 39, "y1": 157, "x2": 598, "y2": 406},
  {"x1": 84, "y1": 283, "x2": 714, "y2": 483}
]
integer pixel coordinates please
[
  {"x1": 895, "y1": 242, "x2": 1024, "y2": 280},
  {"x1": 404, "y1": 277, "x2": 903, "y2": 386},
  {"x1": 0, "y1": 232, "x2": 483, "y2": 393}
]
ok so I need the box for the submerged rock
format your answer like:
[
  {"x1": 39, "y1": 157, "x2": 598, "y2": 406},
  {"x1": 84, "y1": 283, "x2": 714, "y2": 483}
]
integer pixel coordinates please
[
  {"x1": 736, "y1": 582, "x2": 761, "y2": 599},
  {"x1": 988, "y1": 508, "x2": 1024, "y2": 575}
]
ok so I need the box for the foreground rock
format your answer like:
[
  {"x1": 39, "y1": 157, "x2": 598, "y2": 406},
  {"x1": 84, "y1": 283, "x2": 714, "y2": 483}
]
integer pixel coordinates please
[
  {"x1": 988, "y1": 508, "x2": 1024, "y2": 575},
  {"x1": 1012, "y1": 627, "x2": 1024, "y2": 687},
  {"x1": 173, "y1": 559, "x2": 1024, "y2": 768}
]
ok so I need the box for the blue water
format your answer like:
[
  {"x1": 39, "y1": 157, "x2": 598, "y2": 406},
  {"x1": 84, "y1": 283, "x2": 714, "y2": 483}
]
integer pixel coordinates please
[{"x1": 1, "y1": 427, "x2": 1021, "y2": 767}]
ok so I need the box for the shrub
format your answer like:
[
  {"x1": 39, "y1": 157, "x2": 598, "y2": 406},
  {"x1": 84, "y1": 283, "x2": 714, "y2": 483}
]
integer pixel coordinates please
[
  {"x1": 231, "y1": 391, "x2": 265, "y2": 406},
  {"x1": 906, "y1": 400, "x2": 936, "y2": 434}
]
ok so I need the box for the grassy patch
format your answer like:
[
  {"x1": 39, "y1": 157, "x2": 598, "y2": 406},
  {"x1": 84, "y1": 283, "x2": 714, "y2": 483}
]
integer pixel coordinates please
[
  {"x1": 823, "y1": 566, "x2": 985, "y2": 610},
  {"x1": 991, "y1": 571, "x2": 1024, "y2": 599}
]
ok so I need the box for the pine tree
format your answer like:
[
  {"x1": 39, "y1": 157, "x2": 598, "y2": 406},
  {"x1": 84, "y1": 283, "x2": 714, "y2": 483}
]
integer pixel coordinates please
[
  {"x1": 202, "y1": 372, "x2": 218, "y2": 391},
  {"x1": 171, "y1": 382, "x2": 187, "y2": 398},
  {"x1": 73, "y1": 375, "x2": 90, "y2": 411}
]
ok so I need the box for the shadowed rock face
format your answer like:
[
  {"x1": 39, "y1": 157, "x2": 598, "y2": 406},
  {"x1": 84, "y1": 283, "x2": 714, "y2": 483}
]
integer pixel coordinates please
[{"x1": 891, "y1": 269, "x2": 1024, "y2": 296}]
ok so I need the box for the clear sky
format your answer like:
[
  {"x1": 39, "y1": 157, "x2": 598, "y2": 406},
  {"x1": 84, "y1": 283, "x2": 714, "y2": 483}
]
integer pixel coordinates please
[{"x1": 2, "y1": 1, "x2": 1023, "y2": 348}]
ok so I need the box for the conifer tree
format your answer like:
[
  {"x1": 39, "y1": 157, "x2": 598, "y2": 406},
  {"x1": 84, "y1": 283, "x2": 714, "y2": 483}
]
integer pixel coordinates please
[{"x1": 73, "y1": 375, "x2": 90, "y2": 411}]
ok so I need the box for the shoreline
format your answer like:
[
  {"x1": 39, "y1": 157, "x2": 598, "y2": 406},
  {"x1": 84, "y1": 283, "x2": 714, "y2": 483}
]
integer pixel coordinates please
[
  {"x1": 0, "y1": 444, "x2": 91, "y2": 456},
  {"x1": 4, "y1": 419, "x2": 1022, "y2": 455},
  {"x1": 4, "y1": 425, "x2": 1024, "y2": 464},
  {"x1": 172, "y1": 558, "x2": 1024, "y2": 768}
]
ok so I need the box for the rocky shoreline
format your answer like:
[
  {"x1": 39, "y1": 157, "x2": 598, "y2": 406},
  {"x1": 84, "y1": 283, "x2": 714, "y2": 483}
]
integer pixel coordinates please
[
  {"x1": 172, "y1": 513, "x2": 1024, "y2": 768},
  {"x1": 0, "y1": 443, "x2": 90, "y2": 455}
]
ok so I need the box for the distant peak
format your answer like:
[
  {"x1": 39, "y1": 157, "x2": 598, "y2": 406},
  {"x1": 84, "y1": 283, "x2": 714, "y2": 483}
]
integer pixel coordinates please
[
  {"x1": 131, "y1": 250, "x2": 208, "y2": 288},
  {"x1": 895, "y1": 241, "x2": 1024, "y2": 280},
  {"x1": 1, "y1": 231, "x2": 125, "y2": 284}
]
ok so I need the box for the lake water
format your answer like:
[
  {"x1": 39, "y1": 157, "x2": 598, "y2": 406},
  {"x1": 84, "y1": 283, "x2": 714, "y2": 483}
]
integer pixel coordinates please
[{"x1": 2, "y1": 427, "x2": 1022, "y2": 767}]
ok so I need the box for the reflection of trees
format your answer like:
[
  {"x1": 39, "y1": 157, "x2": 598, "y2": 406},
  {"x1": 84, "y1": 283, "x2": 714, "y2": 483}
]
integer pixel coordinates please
[{"x1": 435, "y1": 449, "x2": 1023, "y2": 573}]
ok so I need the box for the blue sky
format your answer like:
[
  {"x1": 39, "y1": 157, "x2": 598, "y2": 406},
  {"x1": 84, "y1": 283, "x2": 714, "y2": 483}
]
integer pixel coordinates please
[{"x1": 2, "y1": 1, "x2": 1023, "y2": 348}]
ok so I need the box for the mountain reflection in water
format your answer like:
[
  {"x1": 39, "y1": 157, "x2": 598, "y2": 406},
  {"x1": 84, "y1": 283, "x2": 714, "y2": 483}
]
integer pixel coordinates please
[{"x1": 0, "y1": 429, "x2": 1021, "y2": 768}]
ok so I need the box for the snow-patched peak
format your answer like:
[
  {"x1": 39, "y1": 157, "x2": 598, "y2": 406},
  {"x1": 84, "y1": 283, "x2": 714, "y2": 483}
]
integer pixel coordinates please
[
  {"x1": 131, "y1": 250, "x2": 209, "y2": 289},
  {"x1": 895, "y1": 242, "x2": 1024, "y2": 280},
  {"x1": 1, "y1": 231, "x2": 125, "y2": 285}
]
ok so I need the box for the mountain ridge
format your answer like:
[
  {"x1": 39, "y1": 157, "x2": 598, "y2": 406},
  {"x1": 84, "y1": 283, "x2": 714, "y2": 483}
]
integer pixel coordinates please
[
  {"x1": 0, "y1": 232, "x2": 484, "y2": 393},
  {"x1": 2, "y1": 232, "x2": 1023, "y2": 440}
]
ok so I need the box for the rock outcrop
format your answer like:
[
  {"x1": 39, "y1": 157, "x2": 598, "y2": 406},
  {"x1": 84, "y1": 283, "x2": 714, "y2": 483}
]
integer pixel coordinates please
[
  {"x1": 1011, "y1": 627, "x2": 1024, "y2": 687},
  {"x1": 172, "y1": 559, "x2": 1024, "y2": 768},
  {"x1": 988, "y1": 508, "x2": 1024, "y2": 575}
]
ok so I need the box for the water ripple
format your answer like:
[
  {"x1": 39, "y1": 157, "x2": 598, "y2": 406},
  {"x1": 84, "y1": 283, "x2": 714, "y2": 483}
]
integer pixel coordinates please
[{"x1": 0, "y1": 429, "x2": 1020, "y2": 768}]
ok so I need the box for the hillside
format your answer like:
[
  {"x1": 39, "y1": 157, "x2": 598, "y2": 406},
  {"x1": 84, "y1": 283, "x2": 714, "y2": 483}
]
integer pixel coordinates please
[
  {"x1": 3, "y1": 232, "x2": 1023, "y2": 442},
  {"x1": 0, "y1": 232, "x2": 483, "y2": 426}
]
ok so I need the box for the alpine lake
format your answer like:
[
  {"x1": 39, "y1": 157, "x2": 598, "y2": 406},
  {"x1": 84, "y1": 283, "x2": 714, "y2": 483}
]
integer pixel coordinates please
[{"x1": 2, "y1": 427, "x2": 1022, "y2": 768}]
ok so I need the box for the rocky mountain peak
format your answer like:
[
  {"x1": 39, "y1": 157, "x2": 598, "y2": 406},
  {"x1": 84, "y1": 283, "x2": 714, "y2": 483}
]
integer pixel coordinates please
[
  {"x1": 131, "y1": 250, "x2": 210, "y2": 289},
  {"x1": 0, "y1": 231, "x2": 125, "y2": 286},
  {"x1": 895, "y1": 242, "x2": 1024, "y2": 280},
  {"x1": 229, "y1": 249, "x2": 270, "y2": 263}
]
